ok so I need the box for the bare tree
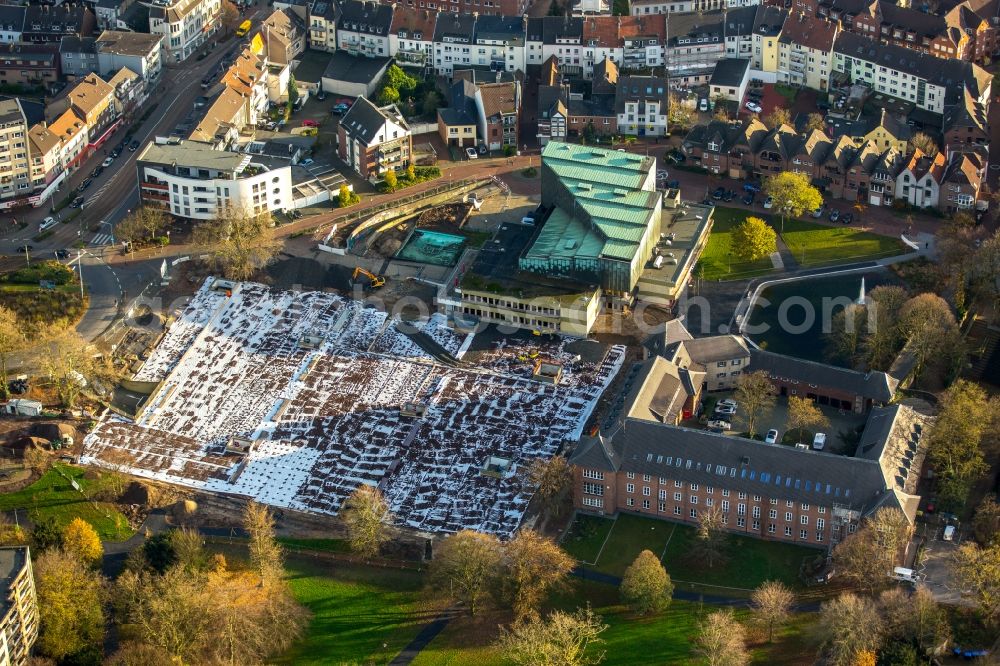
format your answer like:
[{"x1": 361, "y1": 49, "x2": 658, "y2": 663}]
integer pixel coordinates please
[
  {"x1": 104, "y1": 641, "x2": 175, "y2": 666},
  {"x1": 785, "y1": 396, "x2": 829, "y2": 443},
  {"x1": 243, "y1": 501, "x2": 283, "y2": 584},
  {"x1": 833, "y1": 508, "x2": 912, "y2": 593},
  {"x1": 193, "y1": 205, "x2": 280, "y2": 281},
  {"x1": 805, "y1": 113, "x2": 826, "y2": 132},
  {"x1": 171, "y1": 527, "x2": 207, "y2": 574},
  {"x1": 735, "y1": 371, "x2": 775, "y2": 439},
  {"x1": 497, "y1": 606, "x2": 608, "y2": 666},
  {"x1": 528, "y1": 455, "x2": 573, "y2": 520},
  {"x1": 620, "y1": 549, "x2": 673, "y2": 615},
  {"x1": 877, "y1": 586, "x2": 950, "y2": 655},
  {"x1": 116, "y1": 206, "x2": 168, "y2": 249},
  {"x1": 692, "y1": 505, "x2": 728, "y2": 568},
  {"x1": 23, "y1": 445, "x2": 51, "y2": 476},
  {"x1": 101, "y1": 448, "x2": 135, "y2": 498},
  {"x1": 973, "y1": 496, "x2": 1000, "y2": 546},
  {"x1": 501, "y1": 529, "x2": 575, "y2": 620},
  {"x1": 818, "y1": 593, "x2": 883, "y2": 666},
  {"x1": 39, "y1": 332, "x2": 99, "y2": 408},
  {"x1": 694, "y1": 609, "x2": 750, "y2": 666},
  {"x1": 762, "y1": 107, "x2": 791, "y2": 130},
  {"x1": 429, "y1": 530, "x2": 502, "y2": 615},
  {"x1": 751, "y1": 580, "x2": 794, "y2": 642},
  {"x1": 341, "y1": 485, "x2": 393, "y2": 559},
  {"x1": 908, "y1": 131, "x2": 938, "y2": 157}
]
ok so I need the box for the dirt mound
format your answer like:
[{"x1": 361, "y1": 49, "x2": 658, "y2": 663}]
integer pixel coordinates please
[
  {"x1": 30, "y1": 422, "x2": 75, "y2": 442},
  {"x1": 120, "y1": 481, "x2": 154, "y2": 505}
]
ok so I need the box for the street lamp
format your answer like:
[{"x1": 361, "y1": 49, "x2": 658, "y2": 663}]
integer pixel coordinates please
[{"x1": 780, "y1": 200, "x2": 792, "y2": 235}]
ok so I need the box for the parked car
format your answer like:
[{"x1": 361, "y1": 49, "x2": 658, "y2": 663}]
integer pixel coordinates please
[
  {"x1": 54, "y1": 249, "x2": 70, "y2": 259},
  {"x1": 699, "y1": 98, "x2": 709, "y2": 112},
  {"x1": 16, "y1": 244, "x2": 34, "y2": 254},
  {"x1": 743, "y1": 182, "x2": 761, "y2": 193},
  {"x1": 666, "y1": 180, "x2": 680, "y2": 189},
  {"x1": 718, "y1": 398, "x2": 738, "y2": 409},
  {"x1": 828, "y1": 210, "x2": 840, "y2": 222},
  {"x1": 78, "y1": 178, "x2": 92, "y2": 191},
  {"x1": 39, "y1": 216, "x2": 58, "y2": 232},
  {"x1": 301, "y1": 119, "x2": 319, "y2": 127},
  {"x1": 763, "y1": 197, "x2": 773, "y2": 209},
  {"x1": 712, "y1": 187, "x2": 725, "y2": 199},
  {"x1": 331, "y1": 103, "x2": 350, "y2": 114},
  {"x1": 299, "y1": 158, "x2": 314, "y2": 166},
  {"x1": 466, "y1": 147, "x2": 478, "y2": 159},
  {"x1": 722, "y1": 190, "x2": 735, "y2": 202},
  {"x1": 745, "y1": 101, "x2": 762, "y2": 113},
  {"x1": 129, "y1": 140, "x2": 140, "y2": 152},
  {"x1": 666, "y1": 150, "x2": 686, "y2": 164},
  {"x1": 102, "y1": 156, "x2": 114, "y2": 167},
  {"x1": 707, "y1": 419, "x2": 731, "y2": 432},
  {"x1": 812, "y1": 206, "x2": 824, "y2": 218},
  {"x1": 841, "y1": 212, "x2": 854, "y2": 224},
  {"x1": 316, "y1": 90, "x2": 327, "y2": 101},
  {"x1": 71, "y1": 196, "x2": 85, "y2": 208},
  {"x1": 714, "y1": 404, "x2": 737, "y2": 417},
  {"x1": 742, "y1": 193, "x2": 754, "y2": 205},
  {"x1": 765, "y1": 429, "x2": 779, "y2": 444},
  {"x1": 812, "y1": 432, "x2": 827, "y2": 450}
]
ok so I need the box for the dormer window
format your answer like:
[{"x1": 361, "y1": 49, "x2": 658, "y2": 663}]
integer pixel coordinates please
[{"x1": 708, "y1": 141, "x2": 719, "y2": 151}]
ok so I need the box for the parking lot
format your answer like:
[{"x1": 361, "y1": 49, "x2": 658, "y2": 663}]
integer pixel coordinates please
[
  {"x1": 704, "y1": 393, "x2": 868, "y2": 453},
  {"x1": 916, "y1": 520, "x2": 974, "y2": 606}
]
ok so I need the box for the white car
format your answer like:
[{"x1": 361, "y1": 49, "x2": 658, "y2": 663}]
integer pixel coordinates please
[
  {"x1": 466, "y1": 147, "x2": 478, "y2": 159},
  {"x1": 714, "y1": 404, "x2": 737, "y2": 417},
  {"x1": 699, "y1": 98, "x2": 709, "y2": 112},
  {"x1": 707, "y1": 419, "x2": 731, "y2": 432},
  {"x1": 763, "y1": 197, "x2": 774, "y2": 209},
  {"x1": 717, "y1": 398, "x2": 738, "y2": 410},
  {"x1": 812, "y1": 432, "x2": 827, "y2": 450},
  {"x1": 39, "y1": 216, "x2": 58, "y2": 232},
  {"x1": 745, "y1": 101, "x2": 762, "y2": 113},
  {"x1": 101, "y1": 157, "x2": 114, "y2": 168},
  {"x1": 764, "y1": 429, "x2": 779, "y2": 444},
  {"x1": 812, "y1": 206, "x2": 824, "y2": 218}
]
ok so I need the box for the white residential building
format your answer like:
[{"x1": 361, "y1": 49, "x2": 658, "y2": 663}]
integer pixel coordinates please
[
  {"x1": 137, "y1": 139, "x2": 294, "y2": 220},
  {"x1": 389, "y1": 7, "x2": 436, "y2": 69},
  {"x1": 149, "y1": 0, "x2": 222, "y2": 62},
  {"x1": 308, "y1": 0, "x2": 339, "y2": 52},
  {"x1": 776, "y1": 15, "x2": 837, "y2": 91},
  {"x1": 473, "y1": 15, "x2": 526, "y2": 74},
  {"x1": 0, "y1": 99, "x2": 30, "y2": 205},
  {"x1": 96, "y1": 30, "x2": 165, "y2": 83}
]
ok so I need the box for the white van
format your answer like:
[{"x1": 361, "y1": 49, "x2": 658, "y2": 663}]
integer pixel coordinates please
[
  {"x1": 812, "y1": 432, "x2": 826, "y2": 450},
  {"x1": 890, "y1": 567, "x2": 921, "y2": 584}
]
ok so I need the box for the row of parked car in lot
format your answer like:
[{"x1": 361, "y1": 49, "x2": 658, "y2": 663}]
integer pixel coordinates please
[{"x1": 706, "y1": 397, "x2": 828, "y2": 450}]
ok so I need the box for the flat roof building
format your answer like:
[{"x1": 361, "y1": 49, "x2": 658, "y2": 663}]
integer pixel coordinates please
[{"x1": 0, "y1": 547, "x2": 38, "y2": 666}]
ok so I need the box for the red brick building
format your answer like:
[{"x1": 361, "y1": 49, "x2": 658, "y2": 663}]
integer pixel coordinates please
[{"x1": 570, "y1": 405, "x2": 926, "y2": 549}]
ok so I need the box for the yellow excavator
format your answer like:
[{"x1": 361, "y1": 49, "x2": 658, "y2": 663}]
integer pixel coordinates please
[{"x1": 352, "y1": 267, "x2": 386, "y2": 289}]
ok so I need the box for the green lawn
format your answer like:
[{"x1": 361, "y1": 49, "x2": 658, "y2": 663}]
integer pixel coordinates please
[
  {"x1": 564, "y1": 513, "x2": 822, "y2": 592},
  {"x1": 661, "y1": 523, "x2": 821, "y2": 591},
  {"x1": 698, "y1": 209, "x2": 777, "y2": 281},
  {"x1": 780, "y1": 218, "x2": 904, "y2": 267},
  {"x1": 411, "y1": 578, "x2": 819, "y2": 666},
  {"x1": 699, "y1": 207, "x2": 905, "y2": 280},
  {"x1": 561, "y1": 514, "x2": 615, "y2": 563},
  {"x1": 276, "y1": 557, "x2": 437, "y2": 665},
  {"x1": 0, "y1": 466, "x2": 133, "y2": 541}
]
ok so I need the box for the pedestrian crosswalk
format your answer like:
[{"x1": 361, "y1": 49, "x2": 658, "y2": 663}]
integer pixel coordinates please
[{"x1": 89, "y1": 233, "x2": 114, "y2": 246}]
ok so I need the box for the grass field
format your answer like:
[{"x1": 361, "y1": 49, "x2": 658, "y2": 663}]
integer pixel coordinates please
[
  {"x1": 698, "y1": 210, "x2": 777, "y2": 281},
  {"x1": 0, "y1": 465, "x2": 133, "y2": 540},
  {"x1": 411, "y1": 578, "x2": 820, "y2": 666},
  {"x1": 276, "y1": 557, "x2": 437, "y2": 665},
  {"x1": 780, "y1": 218, "x2": 904, "y2": 267},
  {"x1": 699, "y1": 207, "x2": 905, "y2": 280},
  {"x1": 562, "y1": 513, "x2": 821, "y2": 592}
]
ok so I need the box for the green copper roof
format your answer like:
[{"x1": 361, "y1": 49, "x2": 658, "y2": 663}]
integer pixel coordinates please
[{"x1": 527, "y1": 142, "x2": 660, "y2": 265}]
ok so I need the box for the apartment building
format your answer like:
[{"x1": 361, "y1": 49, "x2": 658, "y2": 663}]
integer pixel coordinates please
[
  {"x1": 0, "y1": 99, "x2": 31, "y2": 204},
  {"x1": 137, "y1": 139, "x2": 294, "y2": 219},
  {"x1": 94, "y1": 30, "x2": 164, "y2": 83},
  {"x1": 337, "y1": 96, "x2": 412, "y2": 179},
  {"x1": 943, "y1": 90, "x2": 989, "y2": 156},
  {"x1": 337, "y1": 0, "x2": 393, "y2": 58},
  {"x1": 385, "y1": 0, "x2": 528, "y2": 17},
  {"x1": 0, "y1": 6, "x2": 25, "y2": 44},
  {"x1": 476, "y1": 80, "x2": 520, "y2": 149},
  {"x1": 389, "y1": 6, "x2": 436, "y2": 68},
  {"x1": 776, "y1": 13, "x2": 837, "y2": 91},
  {"x1": 0, "y1": 547, "x2": 38, "y2": 666},
  {"x1": 22, "y1": 4, "x2": 96, "y2": 44},
  {"x1": 665, "y1": 10, "x2": 725, "y2": 83},
  {"x1": 473, "y1": 15, "x2": 525, "y2": 74},
  {"x1": 149, "y1": 0, "x2": 222, "y2": 62},
  {"x1": 46, "y1": 72, "x2": 119, "y2": 151},
  {"x1": 724, "y1": 5, "x2": 756, "y2": 59},
  {"x1": 433, "y1": 12, "x2": 476, "y2": 75},
  {"x1": 939, "y1": 153, "x2": 984, "y2": 213},
  {"x1": 59, "y1": 36, "x2": 99, "y2": 77},
  {"x1": 261, "y1": 9, "x2": 307, "y2": 66},
  {"x1": 832, "y1": 32, "x2": 992, "y2": 115},
  {"x1": 615, "y1": 75, "x2": 669, "y2": 136},
  {"x1": 752, "y1": 5, "x2": 785, "y2": 70},
  {"x1": 27, "y1": 123, "x2": 62, "y2": 195},
  {"x1": 308, "y1": 0, "x2": 340, "y2": 52},
  {"x1": 0, "y1": 43, "x2": 60, "y2": 88}
]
